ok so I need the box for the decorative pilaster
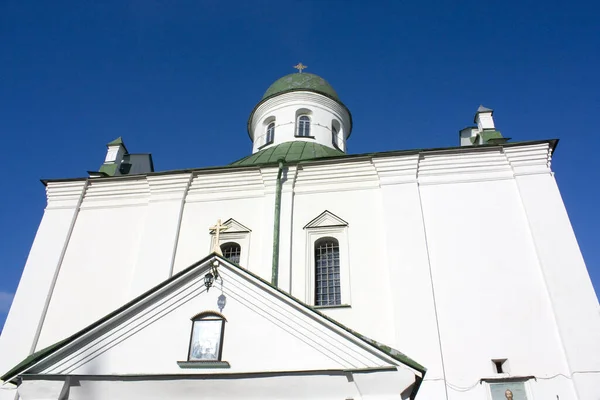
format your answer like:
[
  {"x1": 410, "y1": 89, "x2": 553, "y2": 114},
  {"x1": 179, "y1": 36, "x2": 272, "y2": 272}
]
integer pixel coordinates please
[{"x1": 128, "y1": 173, "x2": 193, "y2": 297}]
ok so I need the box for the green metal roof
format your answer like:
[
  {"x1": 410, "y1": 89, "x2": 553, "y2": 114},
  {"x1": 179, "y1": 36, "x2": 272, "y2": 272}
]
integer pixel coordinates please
[
  {"x1": 262, "y1": 73, "x2": 339, "y2": 101},
  {"x1": 107, "y1": 137, "x2": 124, "y2": 146},
  {"x1": 230, "y1": 142, "x2": 345, "y2": 167}
]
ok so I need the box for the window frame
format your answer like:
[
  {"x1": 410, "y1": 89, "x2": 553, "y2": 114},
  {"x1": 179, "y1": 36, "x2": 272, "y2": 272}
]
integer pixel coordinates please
[
  {"x1": 331, "y1": 124, "x2": 340, "y2": 149},
  {"x1": 221, "y1": 241, "x2": 242, "y2": 265},
  {"x1": 484, "y1": 378, "x2": 534, "y2": 400},
  {"x1": 304, "y1": 212, "x2": 351, "y2": 307},
  {"x1": 314, "y1": 237, "x2": 342, "y2": 306},
  {"x1": 187, "y1": 311, "x2": 227, "y2": 362},
  {"x1": 266, "y1": 122, "x2": 275, "y2": 144},
  {"x1": 296, "y1": 115, "x2": 311, "y2": 137}
]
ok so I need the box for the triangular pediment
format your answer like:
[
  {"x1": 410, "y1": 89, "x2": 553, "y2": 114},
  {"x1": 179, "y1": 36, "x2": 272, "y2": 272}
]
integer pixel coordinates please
[
  {"x1": 303, "y1": 210, "x2": 348, "y2": 229},
  {"x1": 1, "y1": 255, "x2": 423, "y2": 385},
  {"x1": 210, "y1": 218, "x2": 251, "y2": 233}
]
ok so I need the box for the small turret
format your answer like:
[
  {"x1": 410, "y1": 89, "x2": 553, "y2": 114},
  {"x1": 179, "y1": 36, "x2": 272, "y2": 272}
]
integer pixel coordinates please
[
  {"x1": 460, "y1": 105, "x2": 510, "y2": 146},
  {"x1": 89, "y1": 137, "x2": 154, "y2": 177}
]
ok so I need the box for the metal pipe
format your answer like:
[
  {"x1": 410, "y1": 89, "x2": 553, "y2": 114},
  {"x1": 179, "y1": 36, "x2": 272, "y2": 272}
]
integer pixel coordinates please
[{"x1": 271, "y1": 160, "x2": 285, "y2": 286}]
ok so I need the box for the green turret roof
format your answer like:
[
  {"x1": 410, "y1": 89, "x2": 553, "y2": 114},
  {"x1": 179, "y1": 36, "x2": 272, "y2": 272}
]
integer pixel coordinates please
[
  {"x1": 262, "y1": 73, "x2": 339, "y2": 101},
  {"x1": 230, "y1": 142, "x2": 345, "y2": 167}
]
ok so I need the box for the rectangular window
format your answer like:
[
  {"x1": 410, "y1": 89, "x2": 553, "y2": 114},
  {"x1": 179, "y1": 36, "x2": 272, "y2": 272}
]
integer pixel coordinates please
[
  {"x1": 189, "y1": 317, "x2": 225, "y2": 361},
  {"x1": 315, "y1": 239, "x2": 341, "y2": 306}
]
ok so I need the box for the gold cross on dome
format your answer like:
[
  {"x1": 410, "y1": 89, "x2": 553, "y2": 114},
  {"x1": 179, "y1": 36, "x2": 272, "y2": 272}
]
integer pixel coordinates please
[
  {"x1": 210, "y1": 219, "x2": 229, "y2": 256},
  {"x1": 293, "y1": 62, "x2": 307, "y2": 73}
]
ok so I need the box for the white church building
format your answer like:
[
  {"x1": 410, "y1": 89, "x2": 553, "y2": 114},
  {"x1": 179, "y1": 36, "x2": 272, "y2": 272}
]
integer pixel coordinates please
[{"x1": 1, "y1": 66, "x2": 599, "y2": 400}]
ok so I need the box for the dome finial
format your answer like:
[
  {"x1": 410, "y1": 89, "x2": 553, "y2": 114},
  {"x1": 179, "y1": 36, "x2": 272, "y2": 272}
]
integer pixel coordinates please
[{"x1": 293, "y1": 62, "x2": 307, "y2": 73}]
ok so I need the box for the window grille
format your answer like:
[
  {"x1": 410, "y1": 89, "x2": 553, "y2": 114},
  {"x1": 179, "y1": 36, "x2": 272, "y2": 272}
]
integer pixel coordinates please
[
  {"x1": 221, "y1": 242, "x2": 241, "y2": 264},
  {"x1": 315, "y1": 238, "x2": 341, "y2": 306}
]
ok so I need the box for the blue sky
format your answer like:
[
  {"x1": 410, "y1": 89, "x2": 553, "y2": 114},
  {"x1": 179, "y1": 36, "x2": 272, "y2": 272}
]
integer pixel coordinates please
[{"x1": 1, "y1": 0, "x2": 599, "y2": 329}]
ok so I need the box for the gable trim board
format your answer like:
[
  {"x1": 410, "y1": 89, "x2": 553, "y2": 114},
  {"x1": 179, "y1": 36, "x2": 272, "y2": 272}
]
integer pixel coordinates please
[
  {"x1": 17, "y1": 368, "x2": 415, "y2": 400},
  {"x1": 1, "y1": 254, "x2": 425, "y2": 390}
]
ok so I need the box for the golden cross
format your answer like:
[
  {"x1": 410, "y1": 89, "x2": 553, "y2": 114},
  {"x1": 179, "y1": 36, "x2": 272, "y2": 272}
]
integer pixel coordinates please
[
  {"x1": 293, "y1": 62, "x2": 307, "y2": 73},
  {"x1": 210, "y1": 219, "x2": 229, "y2": 256}
]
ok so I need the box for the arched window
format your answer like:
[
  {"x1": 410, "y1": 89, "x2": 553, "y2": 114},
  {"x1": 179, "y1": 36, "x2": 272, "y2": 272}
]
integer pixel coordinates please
[
  {"x1": 315, "y1": 237, "x2": 341, "y2": 306},
  {"x1": 266, "y1": 122, "x2": 275, "y2": 144},
  {"x1": 332, "y1": 125, "x2": 338, "y2": 147},
  {"x1": 221, "y1": 242, "x2": 241, "y2": 264},
  {"x1": 188, "y1": 311, "x2": 226, "y2": 361},
  {"x1": 297, "y1": 115, "x2": 311, "y2": 137}
]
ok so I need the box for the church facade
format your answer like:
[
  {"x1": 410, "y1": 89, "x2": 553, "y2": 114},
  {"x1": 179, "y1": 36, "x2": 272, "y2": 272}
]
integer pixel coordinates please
[{"x1": 1, "y1": 68, "x2": 599, "y2": 400}]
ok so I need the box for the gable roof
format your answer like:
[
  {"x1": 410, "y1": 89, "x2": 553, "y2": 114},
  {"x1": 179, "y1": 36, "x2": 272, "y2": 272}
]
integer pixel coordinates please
[{"x1": 1, "y1": 254, "x2": 425, "y2": 384}]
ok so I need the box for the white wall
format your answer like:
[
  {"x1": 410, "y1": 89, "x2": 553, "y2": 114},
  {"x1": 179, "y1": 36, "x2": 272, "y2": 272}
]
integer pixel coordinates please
[
  {"x1": 0, "y1": 181, "x2": 86, "y2": 383},
  {"x1": 3, "y1": 141, "x2": 599, "y2": 400},
  {"x1": 249, "y1": 91, "x2": 351, "y2": 153}
]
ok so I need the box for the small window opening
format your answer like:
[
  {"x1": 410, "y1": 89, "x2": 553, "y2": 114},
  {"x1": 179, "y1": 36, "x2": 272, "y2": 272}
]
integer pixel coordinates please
[
  {"x1": 297, "y1": 115, "x2": 311, "y2": 137},
  {"x1": 492, "y1": 359, "x2": 507, "y2": 374},
  {"x1": 221, "y1": 242, "x2": 241, "y2": 264},
  {"x1": 266, "y1": 122, "x2": 275, "y2": 144},
  {"x1": 332, "y1": 125, "x2": 338, "y2": 146}
]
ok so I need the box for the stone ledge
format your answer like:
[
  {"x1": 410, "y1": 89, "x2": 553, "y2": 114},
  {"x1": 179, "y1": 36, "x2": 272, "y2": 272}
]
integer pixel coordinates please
[{"x1": 177, "y1": 361, "x2": 231, "y2": 369}]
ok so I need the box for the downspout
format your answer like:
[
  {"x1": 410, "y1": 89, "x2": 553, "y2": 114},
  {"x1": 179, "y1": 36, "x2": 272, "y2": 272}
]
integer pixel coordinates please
[{"x1": 271, "y1": 159, "x2": 285, "y2": 286}]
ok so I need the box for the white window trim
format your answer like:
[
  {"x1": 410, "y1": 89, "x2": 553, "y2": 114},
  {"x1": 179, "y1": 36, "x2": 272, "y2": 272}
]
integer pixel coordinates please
[
  {"x1": 296, "y1": 115, "x2": 311, "y2": 137},
  {"x1": 266, "y1": 122, "x2": 275, "y2": 144},
  {"x1": 304, "y1": 214, "x2": 351, "y2": 307}
]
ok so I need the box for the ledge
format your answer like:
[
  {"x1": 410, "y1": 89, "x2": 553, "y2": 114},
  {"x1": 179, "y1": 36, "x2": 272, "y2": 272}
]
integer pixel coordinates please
[
  {"x1": 177, "y1": 361, "x2": 231, "y2": 369},
  {"x1": 294, "y1": 135, "x2": 316, "y2": 139},
  {"x1": 258, "y1": 141, "x2": 274, "y2": 150},
  {"x1": 480, "y1": 375, "x2": 535, "y2": 383},
  {"x1": 314, "y1": 304, "x2": 351, "y2": 310}
]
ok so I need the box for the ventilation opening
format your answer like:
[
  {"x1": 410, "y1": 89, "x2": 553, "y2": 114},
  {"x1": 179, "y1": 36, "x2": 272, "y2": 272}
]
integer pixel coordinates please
[{"x1": 492, "y1": 359, "x2": 508, "y2": 374}]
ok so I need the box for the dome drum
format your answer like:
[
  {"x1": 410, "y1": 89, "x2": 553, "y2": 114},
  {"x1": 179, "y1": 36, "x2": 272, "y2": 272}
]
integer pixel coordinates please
[{"x1": 249, "y1": 91, "x2": 351, "y2": 154}]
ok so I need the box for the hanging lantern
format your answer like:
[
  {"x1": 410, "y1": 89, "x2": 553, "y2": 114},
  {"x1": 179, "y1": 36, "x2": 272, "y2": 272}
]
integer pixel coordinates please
[{"x1": 204, "y1": 272, "x2": 214, "y2": 291}]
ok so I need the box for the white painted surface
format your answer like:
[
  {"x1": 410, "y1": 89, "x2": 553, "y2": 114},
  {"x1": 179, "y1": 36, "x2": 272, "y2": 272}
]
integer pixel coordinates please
[
  {"x1": 475, "y1": 111, "x2": 495, "y2": 131},
  {"x1": 249, "y1": 91, "x2": 351, "y2": 153},
  {"x1": 2, "y1": 141, "x2": 599, "y2": 400}
]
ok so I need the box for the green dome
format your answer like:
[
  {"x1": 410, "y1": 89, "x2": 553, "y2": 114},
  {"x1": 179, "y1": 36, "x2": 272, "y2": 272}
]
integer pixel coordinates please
[
  {"x1": 230, "y1": 142, "x2": 345, "y2": 167},
  {"x1": 262, "y1": 73, "x2": 339, "y2": 101}
]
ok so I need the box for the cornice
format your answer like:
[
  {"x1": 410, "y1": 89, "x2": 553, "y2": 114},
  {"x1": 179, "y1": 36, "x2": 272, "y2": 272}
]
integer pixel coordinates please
[
  {"x1": 417, "y1": 147, "x2": 513, "y2": 185},
  {"x1": 45, "y1": 181, "x2": 88, "y2": 210},
  {"x1": 147, "y1": 174, "x2": 193, "y2": 203},
  {"x1": 295, "y1": 159, "x2": 379, "y2": 194},
  {"x1": 81, "y1": 178, "x2": 149, "y2": 209},
  {"x1": 504, "y1": 142, "x2": 552, "y2": 176},
  {"x1": 372, "y1": 155, "x2": 419, "y2": 185},
  {"x1": 186, "y1": 169, "x2": 265, "y2": 202}
]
